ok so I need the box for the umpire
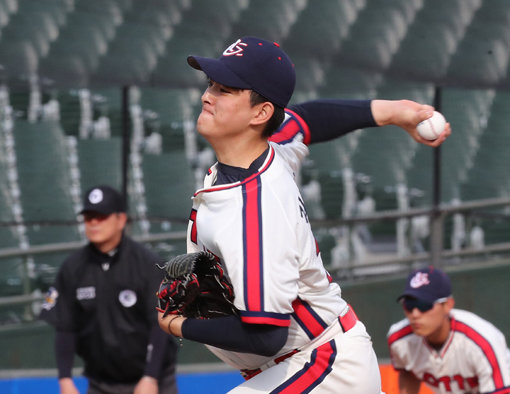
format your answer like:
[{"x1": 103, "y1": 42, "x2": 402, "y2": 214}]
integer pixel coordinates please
[{"x1": 40, "y1": 185, "x2": 178, "y2": 394}]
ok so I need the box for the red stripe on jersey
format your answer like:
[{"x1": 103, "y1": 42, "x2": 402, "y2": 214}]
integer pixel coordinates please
[
  {"x1": 326, "y1": 272, "x2": 333, "y2": 283},
  {"x1": 242, "y1": 177, "x2": 263, "y2": 311},
  {"x1": 292, "y1": 298, "x2": 328, "y2": 339},
  {"x1": 241, "y1": 315, "x2": 291, "y2": 327},
  {"x1": 270, "y1": 109, "x2": 311, "y2": 145},
  {"x1": 275, "y1": 340, "x2": 336, "y2": 393},
  {"x1": 453, "y1": 319, "x2": 505, "y2": 388},
  {"x1": 388, "y1": 325, "x2": 414, "y2": 346},
  {"x1": 189, "y1": 209, "x2": 197, "y2": 244}
]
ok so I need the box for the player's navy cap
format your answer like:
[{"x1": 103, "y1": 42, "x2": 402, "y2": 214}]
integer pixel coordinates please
[
  {"x1": 397, "y1": 267, "x2": 452, "y2": 304},
  {"x1": 80, "y1": 185, "x2": 126, "y2": 215},
  {"x1": 187, "y1": 36, "x2": 296, "y2": 108}
]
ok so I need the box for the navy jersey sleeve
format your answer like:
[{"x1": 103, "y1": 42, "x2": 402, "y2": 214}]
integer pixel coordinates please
[
  {"x1": 288, "y1": 99, "x2": 376, "y2": 144},
  {"x1": 182, "y1": 316, "x2": 288, "y2": 356}
]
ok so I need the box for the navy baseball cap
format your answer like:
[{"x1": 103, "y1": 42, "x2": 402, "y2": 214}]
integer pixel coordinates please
[
  {"x1": 187, "y1": 36, "x2": 296, "y2": 108},
  {"x1": 80, "y1": 185, "x2": 126, "y2": 215},
  {"x1": 397, "y1": 267, "x2": 452, "y2": 304}
]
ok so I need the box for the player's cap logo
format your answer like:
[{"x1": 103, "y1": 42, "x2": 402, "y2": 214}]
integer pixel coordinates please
[
  {"x1": 88, "y1": 188, "x2": 104, "y2": 204},
  {"x1": 223, "y1": 39, "x2": 248, "y2": 57},
  {"x1": 398, "y1": 267, "x2": 452, "y2": 304},
  {"x1": 119, "y1": 289, "x2": 137, "y2": 308},
  {"x1": 410, "y1": 272, "x2": 430, "y2": 288}
]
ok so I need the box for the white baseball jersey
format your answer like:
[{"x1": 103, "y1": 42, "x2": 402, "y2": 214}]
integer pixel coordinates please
[
  {"x1": 187, "y1": 111, "x2": 347, "y2": 368},
  {"x1": 185, "y1": 110, "x2": 382, "y2": 392},
  {"x1": 388, "y1": 308, "x2": 510, "y2": 394}
]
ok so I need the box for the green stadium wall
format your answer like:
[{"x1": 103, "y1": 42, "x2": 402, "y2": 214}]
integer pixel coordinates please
[{"x1": 1, "y1": 260, "x2": 509, "y2": 370}]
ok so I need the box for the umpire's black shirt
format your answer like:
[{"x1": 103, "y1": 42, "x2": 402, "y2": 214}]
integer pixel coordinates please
[{"x1": 41, "y1": 235, "x2": 177, "y2": 383}]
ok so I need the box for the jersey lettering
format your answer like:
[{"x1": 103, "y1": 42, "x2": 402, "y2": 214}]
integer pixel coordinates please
[
  {"x1": 298, "y1": 196, "x2": 309, "y2": 223},
  {"x1": 423, "y1": 372, "x2": 478, "y2": 392}
]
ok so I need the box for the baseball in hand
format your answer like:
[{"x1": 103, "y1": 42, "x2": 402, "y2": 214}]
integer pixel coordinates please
[{"x1": 416, "y1": 111, "x2": 446, "y2": 140}]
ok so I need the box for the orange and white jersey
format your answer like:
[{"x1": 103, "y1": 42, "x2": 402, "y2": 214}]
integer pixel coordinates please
[
  {"x1": 185, "y1": 111, "x2": 348, "y2": 370},
  {"x1": 388, "y1": 308, "x2": 510, "y2": 394}
]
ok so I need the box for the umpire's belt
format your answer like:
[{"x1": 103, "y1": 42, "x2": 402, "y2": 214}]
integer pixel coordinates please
[{"x1": 240, "y1": 305, "x2": 358, "y2": 381}]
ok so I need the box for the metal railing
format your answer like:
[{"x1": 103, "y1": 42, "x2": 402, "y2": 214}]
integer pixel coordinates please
[{"x1": 1, "y1": 197, "x2": 510, "y2": 308}]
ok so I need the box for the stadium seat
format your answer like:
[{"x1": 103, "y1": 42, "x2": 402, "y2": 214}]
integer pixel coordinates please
[
  {"x1": 187, "y1": 0, "x2": 245, "y2": 37},
  {"x1": 17, "y1": 0, "x2": 70, "y2": 27},
  {"x1": 151, "y1": 29, "x2": 224, "y2": 88},
  {"x1": 0, "y1": 12, "x2": 57, "y2": 57},
  {"x1": 38, "y1": 0, "x2": 124, "y2": 85},
  {"x1": 57, "y1": 90, "x2": 82, "y2": 136},
  {"x1": 12, "y1": 120, "x2": 80, "y2": 244},
  {"x1": 11, "y1": 120, "x2": 81, "y2": 289},
  {"x1": 0, "y1": 0, "x2": 16, "y2": 30},
  {"x1": 0, "y1": 175, "x2": 18, "y2": 248},
  {"x1": 292, "y1": 55, "x2": 326, "y2": 94},
  {"x1": 0, "y1": 159, "x2": 25, "y2": 297},
  {"x1": 440, "y1": 88, "x2": 494, "y2": 202},
  {"x1": 346, "y1": 80, "x2": 433, "y2": 205},
  {"x1": 150, "y1": 0, "x2": 247, "y2": 87},
  {"x1": 389, "y1": 0, "x2": 481, "y2": 81},
  {"x1": 138, "y1": 87, "x2": 201, "y2": 152},
  {"x1": 76, "y1": 137, "x2": 123, "y2": 192},
  {"x1": 92, "y1": 1, "x2": 179, "y2": 85},
  {"x1": 39, "y1": 22, "x2": 109, "y2": 83},
  {"x1": 318, "y1": 64, "x2": 383, "y2": 99},
  {"x1": 446, "y1": 0, "x2": 510, "y2": 86},
  {"x1": 73, "y1": 0, "x2": 126, "y2": 40},
  {"x1": 141, "y1": 151, "x2": 195, "y2": 233},
  {"x1": 283, "y1": 0, "x2": 362, "y2": 60},
  {"x1": 307, "y1": 139, "x2": 357, "y2": 219},
  {"x1": 139, "y1": 87, "x2": 199, "y2": 126},
  {"x1": 0, "y1": 40, "x2": 39, "y2": 78},
  {"x1": 89, "y1": 87, "x2": 124, "y2": 137},
  {"x1": 461, "y1": 91, "x2": 510, "y2": 200},
  {"x1": 335, "y1": 6, "x2": 411, "y2": 70},
  {"x1": 228, "y1": 0, "x2": 301, "y2": 41}
]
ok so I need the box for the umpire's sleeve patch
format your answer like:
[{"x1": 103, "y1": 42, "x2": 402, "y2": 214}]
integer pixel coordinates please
[{"x1": 42, "y1": 286, "x2": 59, "y2": 311}]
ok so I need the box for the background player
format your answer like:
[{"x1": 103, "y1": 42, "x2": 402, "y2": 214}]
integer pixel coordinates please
[
  {"x1": 158, "y1": 36, "x2": 450, "y2": 393},
  {"x1": 40, "y1": 185, "x2": 178, "y2": 394},
  {"x1": 387, "y1": 266, "x2": 510, "y2": 393}
]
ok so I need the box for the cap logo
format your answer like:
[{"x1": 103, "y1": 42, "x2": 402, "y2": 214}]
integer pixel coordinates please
[
  {"x1": 223, "y1": 39, "x2": 248, "y2": 57},
  {"x1": 410, "y1": 272, "x2": 430, "y2": 288},
  {"x1": 88, "y1": 188, "x2": 103, "y2": 204}
]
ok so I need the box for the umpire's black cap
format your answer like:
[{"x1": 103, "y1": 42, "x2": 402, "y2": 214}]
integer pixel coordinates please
[{"x1": 80, "y1": 185, "x2": 126, "y2": 215}]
